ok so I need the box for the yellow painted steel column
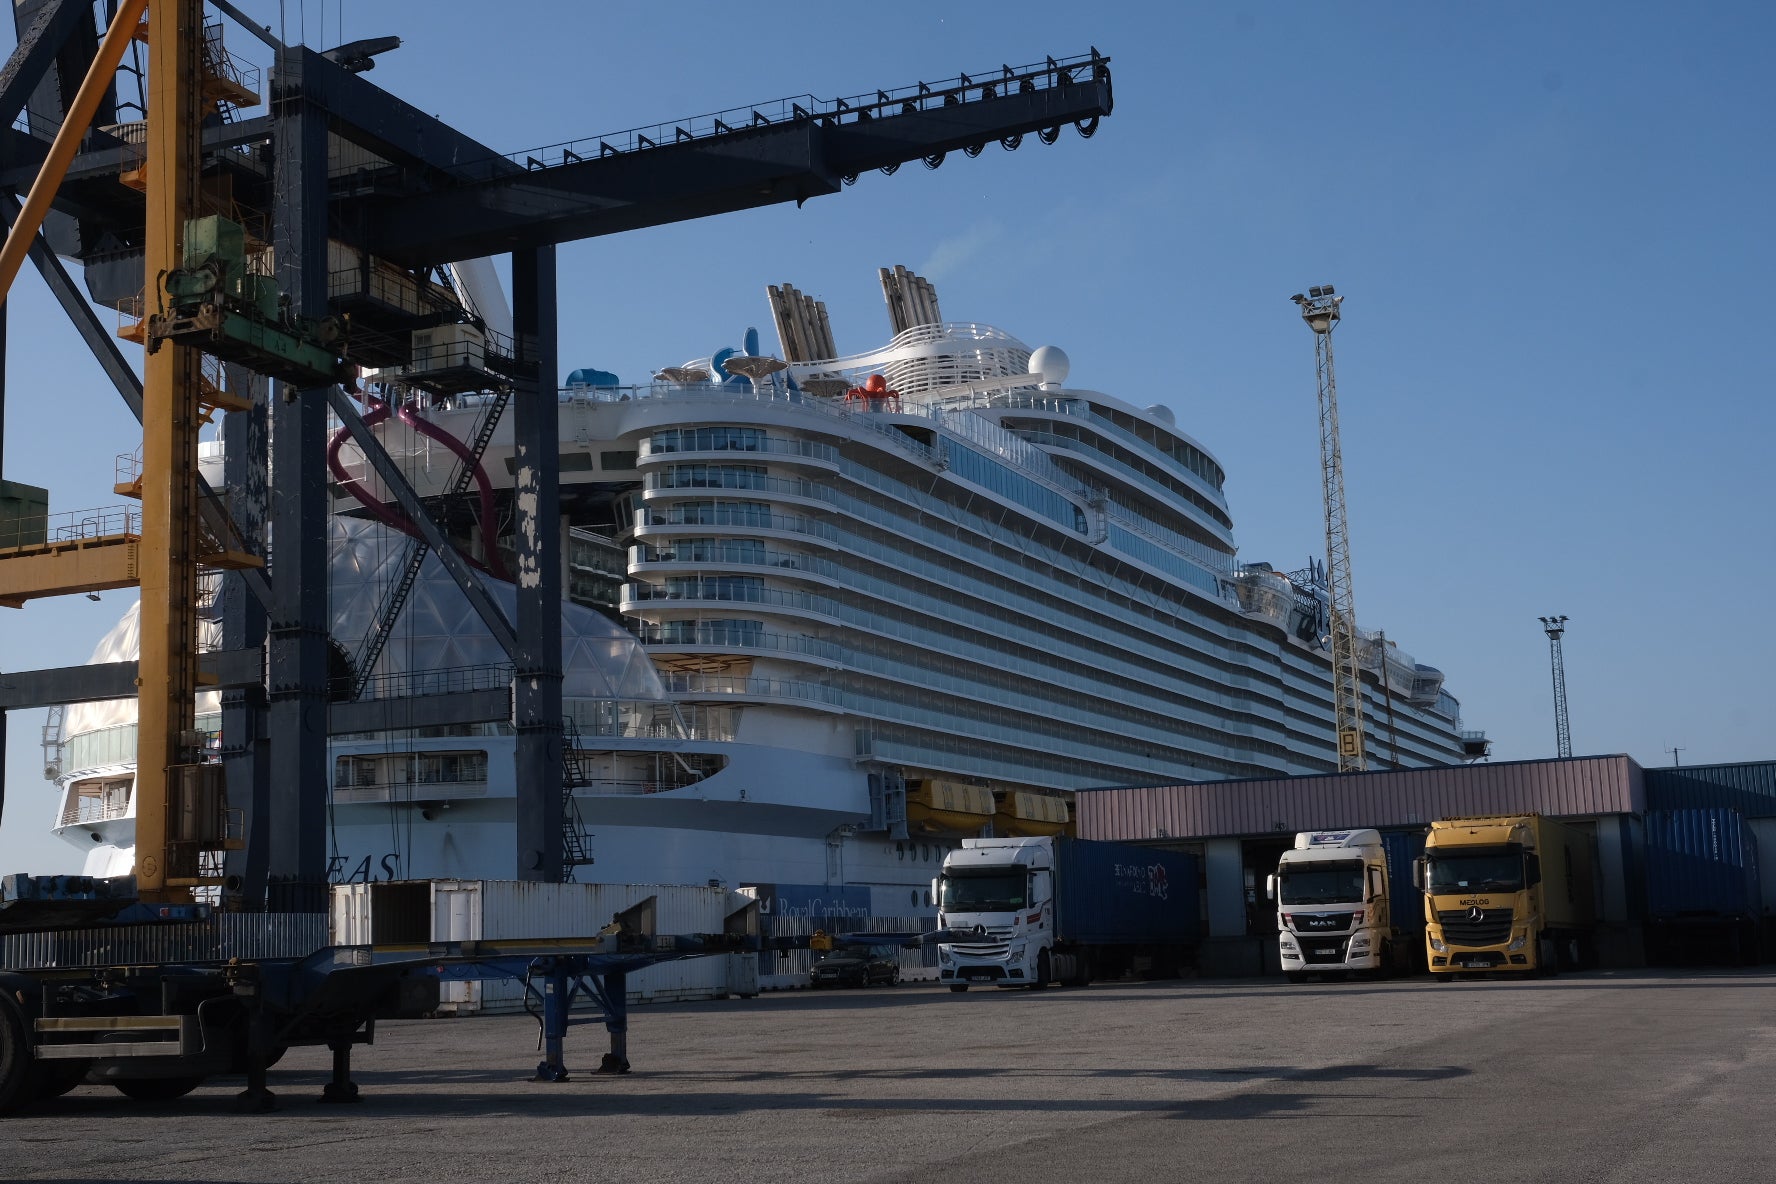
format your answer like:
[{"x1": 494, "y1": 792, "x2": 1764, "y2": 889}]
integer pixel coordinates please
[{"x1": 135, "y1": 0, "x2": 205, "y2": 899}]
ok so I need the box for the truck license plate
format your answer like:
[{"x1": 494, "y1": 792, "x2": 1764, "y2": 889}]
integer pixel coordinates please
[
  {"x1": 1314, "y1": 947, "x2": 1338, "y2": 957},
  {"x1": 968, "y1": 975, "x2": 992, "y2": 983},
  {"x1": 1461, "y1": 958, "x2": 1489, "y2": 968}
]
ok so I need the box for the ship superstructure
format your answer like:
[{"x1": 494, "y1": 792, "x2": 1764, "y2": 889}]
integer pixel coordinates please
[{"x1": 46, "y1": 269, "x2": 1480, "y2": 904}]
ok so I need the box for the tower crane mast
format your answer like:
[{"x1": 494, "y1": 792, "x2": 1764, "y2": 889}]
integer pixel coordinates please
[{"x1": 1291, "y1": 285, "x2": 1366, "y2": 772}]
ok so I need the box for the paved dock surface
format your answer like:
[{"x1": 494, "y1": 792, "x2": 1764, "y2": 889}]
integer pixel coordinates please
[{"x1": 5, "y1": 969, "x2": 1771, "y2": 1183}]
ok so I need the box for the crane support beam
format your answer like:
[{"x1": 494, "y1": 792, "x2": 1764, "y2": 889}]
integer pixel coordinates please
[
  {"x1": 0, "y1": 650, "x2": 264, "y2": 710},
  {"x1": 0, "y1": 535, "x2": 137, "y2": 607},
  {"x1": 132, "y1": 0, "x2": 206, "y2": 900},
  {"x1": 0, "y1": 0, "x2": 87, "y2": 133},
  {"x1": 355, "y1": 68, "x2": 1113, "y2": 265}
]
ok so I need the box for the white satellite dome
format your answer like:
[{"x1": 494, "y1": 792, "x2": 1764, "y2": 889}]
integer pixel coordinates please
[
  {"x1": 1145, "y1": 404, "x2": 1176, "y2": 426},
  {"x1": 1027, "y1": 345, "x2": 1070, "y2": 386}
]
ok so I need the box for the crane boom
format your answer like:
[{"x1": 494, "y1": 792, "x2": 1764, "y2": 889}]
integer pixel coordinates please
[{"x1": 1292, "y1": 285, "x2": 1366, "y2": 772}]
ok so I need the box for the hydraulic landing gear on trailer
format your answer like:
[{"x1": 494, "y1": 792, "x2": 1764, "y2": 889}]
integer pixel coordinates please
[{"x1": 527, "y1": 961, "x2": 632, "y2": 1083}]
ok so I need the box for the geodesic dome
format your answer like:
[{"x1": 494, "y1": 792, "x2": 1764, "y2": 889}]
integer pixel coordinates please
[{"x1": 64, "y1": 517, "x2": 665, "y2": 739}]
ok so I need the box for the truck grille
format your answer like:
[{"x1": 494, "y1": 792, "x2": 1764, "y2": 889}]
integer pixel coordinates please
[
  {"x1": 1301, "y1": 937, "x2": 1351, "y2": 964},
  {"x1": 1289, "y1": 912, "x2": 1354, "y2": 934},
  {"x1": 1437, "y1": 907, "x2": 1514, "y2": 946},
  {"x1": 949, "y1": 925, "x2": 1014, "y2": 958}
]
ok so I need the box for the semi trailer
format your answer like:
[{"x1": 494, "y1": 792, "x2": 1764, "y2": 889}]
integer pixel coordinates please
[{"x1": 934, "y1": 836, "x2": 1200, "y2": 990}]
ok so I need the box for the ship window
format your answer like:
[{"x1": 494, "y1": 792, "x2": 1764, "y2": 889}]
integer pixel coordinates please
[
  {"x1": 663, "y1": 463, "x2": 768, "y2": 490},
  {"x1": 650, "y1": 427, "x2": 766, "y2": 453},
  {"x1": 599, "y1": 450, "x2": 637, "y2": 470},
  {"x1": 560, "y1": 452, "x2": 594, "y2": 472}
]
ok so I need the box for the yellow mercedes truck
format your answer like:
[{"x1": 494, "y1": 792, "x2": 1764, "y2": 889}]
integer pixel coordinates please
[{"x1": 1416, "y1": 814, "x2": 1596, "y2": 978}]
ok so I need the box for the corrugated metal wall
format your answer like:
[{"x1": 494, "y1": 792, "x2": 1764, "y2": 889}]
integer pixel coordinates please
[
  {"x1": 1077, "y1": 756, "x2": 1644, "y2": 842},
  {"x1": 1645, "y1": 762, "x2": 1776, "y2": 819}
]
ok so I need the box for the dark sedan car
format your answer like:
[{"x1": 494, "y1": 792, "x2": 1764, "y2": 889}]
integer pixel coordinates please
[{"x1": 808, "y1": 943, "x2": 901, "y2": 988}]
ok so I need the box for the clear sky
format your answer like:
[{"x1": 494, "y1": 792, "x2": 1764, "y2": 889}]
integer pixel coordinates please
[{"x1": 2, "y1": 1, "x2": 1772, "y2": 874}]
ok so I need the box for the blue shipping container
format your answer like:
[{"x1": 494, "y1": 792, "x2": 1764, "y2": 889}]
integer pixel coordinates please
[
  {"x1": 1053, "y1": 838, "x2": 1201, "y2": 947},
  {"x1": 1381, "y1": 831, "x2": 1427, "y2": 933},
  {"x1": 1645, "y1": 762, "x2": 1776, "y2": 819},
  {"x1": 1643, "y1": 809, "x2": 1762, "y2": 921}
]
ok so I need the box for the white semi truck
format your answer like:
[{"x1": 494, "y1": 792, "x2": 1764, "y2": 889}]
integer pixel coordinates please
[
  {"x1": 933, "y1": 836, "x2": 1201, "y2": 990},
  {"x1": 1266, "y1": 829, "x2": 1419, "y2": 981}
]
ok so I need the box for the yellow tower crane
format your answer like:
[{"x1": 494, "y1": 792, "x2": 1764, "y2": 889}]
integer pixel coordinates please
[
  {"x1": 1290, "y1": 285, "x2": 1366, "y2": 773},
  {"x1": 0, "y1": 0, "x2": 258, "y2": 899}
]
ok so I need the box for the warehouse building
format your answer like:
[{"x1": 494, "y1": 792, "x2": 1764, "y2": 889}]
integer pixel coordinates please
[{"x1": 1076, "y1": 755, "x2": 1776, "y2": 976}]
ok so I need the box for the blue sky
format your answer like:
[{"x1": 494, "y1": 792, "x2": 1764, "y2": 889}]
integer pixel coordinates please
[{"x1": 2, "y1": 1, "x2": 1772, "y2": 873}]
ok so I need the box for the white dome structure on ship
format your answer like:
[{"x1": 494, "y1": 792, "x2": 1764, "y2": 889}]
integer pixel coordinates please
[
  {"x1": 62, "y1": 520, "x2": 667, "y2": 743},
  {"x1": 331, "y1": 517, "x2": 665, "y2": 701}
]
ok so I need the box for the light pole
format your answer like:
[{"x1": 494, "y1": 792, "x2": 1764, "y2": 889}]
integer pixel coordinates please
[{"x1": 1539, "y1": 615, "x2": 1571, "y2": 759}]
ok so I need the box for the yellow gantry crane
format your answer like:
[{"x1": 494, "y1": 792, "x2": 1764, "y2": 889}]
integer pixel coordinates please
[
  {"x1": 0, "y1": 0, "x2": 253, "y2": 898},
  {"x1": 1290, "y1": 285, "x2": 1366, "y2": 773}
]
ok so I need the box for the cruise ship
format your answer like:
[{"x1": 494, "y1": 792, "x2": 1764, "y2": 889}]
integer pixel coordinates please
[{"x1": 44, "y1": 267, "x2": 1482, "y2": 923}]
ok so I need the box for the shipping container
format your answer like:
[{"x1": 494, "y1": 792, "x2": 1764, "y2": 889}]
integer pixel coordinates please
[
  {"x1": 1381, "y1": 830, "x2": 1427, "y2": 933},
  {"x1": 331, "y1": 881, "x2": 755, "y2": 1013},
  {"x1": 1643, "y1": 810, "x2": 1762, "y2": 922},
  {"x1": 1053, "y1": 837, "x2": 1201, "y2": 947},
  {"x1": 1645, "y1": 762, "x2": 1776, "y2": 820}
]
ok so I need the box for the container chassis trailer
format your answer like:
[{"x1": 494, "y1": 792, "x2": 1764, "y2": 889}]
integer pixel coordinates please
[{"x1": 0, "y1": 875, "x2": 802, "y2": 1116}]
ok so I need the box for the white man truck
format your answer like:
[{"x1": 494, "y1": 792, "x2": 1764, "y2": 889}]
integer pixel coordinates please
[
  {"x1": 1416, "y1": 813, "x2": 1596, "y2": 978},
  {"x1": 934, "y1": 837, "x2": 1201, "y2": 990},
  {"x1": 1266, "y1": 829, "x2": 1420, "y2": 981}
]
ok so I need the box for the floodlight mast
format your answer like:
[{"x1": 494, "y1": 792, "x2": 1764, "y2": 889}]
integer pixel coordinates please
[
  {"x1": 1539, "y1": 615, "x2": 1572, "y2": 759},
  {"x1": 1291, "y1": 285, "x2": 1366, "y2": 772}
]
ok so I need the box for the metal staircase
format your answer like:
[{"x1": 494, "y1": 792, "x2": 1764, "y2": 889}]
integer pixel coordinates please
[
  {"x1": 349, "y1": 386, "x2": 512, "y2": 698},
  {"x1": 559, "y1": 715, "x2": 596, "y2": 878}
]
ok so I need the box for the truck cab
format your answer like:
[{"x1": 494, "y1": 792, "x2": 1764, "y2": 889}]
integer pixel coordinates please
[
  {"x1": 1416, "y1": 814, "x2": 1596, "y2": 978},
  {"x1": 1267, "y1": 829, "x2": 1404, "y2": 981},
  {"x1": 934, "y1": 837, "x2": 1062, "y2": 990}
]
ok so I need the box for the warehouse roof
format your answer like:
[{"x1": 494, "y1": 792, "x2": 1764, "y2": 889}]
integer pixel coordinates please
[{"x1": 1076, "y1": 755, "x2": 1645, "y2": 843}]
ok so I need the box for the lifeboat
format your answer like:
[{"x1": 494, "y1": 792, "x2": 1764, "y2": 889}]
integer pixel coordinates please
[
  {"x1": 904, "y1": 778, "x2": 996, "y2": 835},
  {"x1": 993, "y1": 790, "x2": 1072, "y2": 837}
]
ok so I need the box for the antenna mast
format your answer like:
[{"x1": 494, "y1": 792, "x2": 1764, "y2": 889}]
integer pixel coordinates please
[{"x1": 1292, "y1": 285, "x2": 1366, "y2": 772}]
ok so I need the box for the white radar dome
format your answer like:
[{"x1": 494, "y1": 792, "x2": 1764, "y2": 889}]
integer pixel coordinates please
[
  {"x1": 1145, "y1": 404, "x2": 1176, "y2": 426},
  {"x1": 1028, "y1": 345, "x2": 1070, "y2": 386}
]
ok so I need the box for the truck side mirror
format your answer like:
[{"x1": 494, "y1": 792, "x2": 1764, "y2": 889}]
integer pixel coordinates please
[
  {"x1": 1525, "y1": 853, "x2": 1541, "y2": 887},
  {"x1": 1264, "y1": 874, "x2": 1276, "y2": 902},
  {"x1": 1411, "y1": 858, "x2": 1425, "y2": 891}
]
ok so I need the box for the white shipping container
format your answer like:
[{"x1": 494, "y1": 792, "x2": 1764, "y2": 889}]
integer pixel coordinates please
[{"x1": 330, "y1": 881, "x2": 757, "y2": 1014}]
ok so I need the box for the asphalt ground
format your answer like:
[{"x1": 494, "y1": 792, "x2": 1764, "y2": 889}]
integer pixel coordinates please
[{"x1": 3, "y1": 968, "x2": 1771, "y2": 1184}]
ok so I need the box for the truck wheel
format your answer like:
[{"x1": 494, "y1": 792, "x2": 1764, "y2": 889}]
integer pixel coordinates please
[
  {"x1": 113, "y1": 1075, "x2": 206, "y2": 1102},
  {"x1": 1536, "y1": 936, "x2": 1559, "y2": 978},
  {"x1": 1030, "y1": 950, "x2": 1051, "y2": 991},
  {"x1": 28, "y1": 1059, "x2": 90, "y2": 1100},
  {"x1": 949, "y1": 984, "x2": 968, "y2": 994},
  {"x1": 0, "y1": 992, "x2": 31, "y2": 1116}
]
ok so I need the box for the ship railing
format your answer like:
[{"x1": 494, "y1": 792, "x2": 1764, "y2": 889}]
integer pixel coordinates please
[
  {"x1": 642, "y1": 470, "x2": 840, "y2": 502},
  {"x1": 1023, "y1": 429, "x2": 1233, "y2": 526},
  {"x1": 630, "y1": 542, "x2": 833, "y2": 576},
  {"x1": 353, "y1": 663, "x2": 515, "y2": 702},
  {"x1": 638, "y1": 434, "x2": 841, "y2": 463}
]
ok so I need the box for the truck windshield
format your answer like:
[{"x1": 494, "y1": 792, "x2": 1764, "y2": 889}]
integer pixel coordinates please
[
  {"x1": 938, "y1": 871, "x2": 1026, "y2": 912},
  {"x1": 1427, "y1": 851, "x2": 1524, "y2": 894},
  {"x1": 1277, "y1": 860, "x2": 1364, "y2": 906}
]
